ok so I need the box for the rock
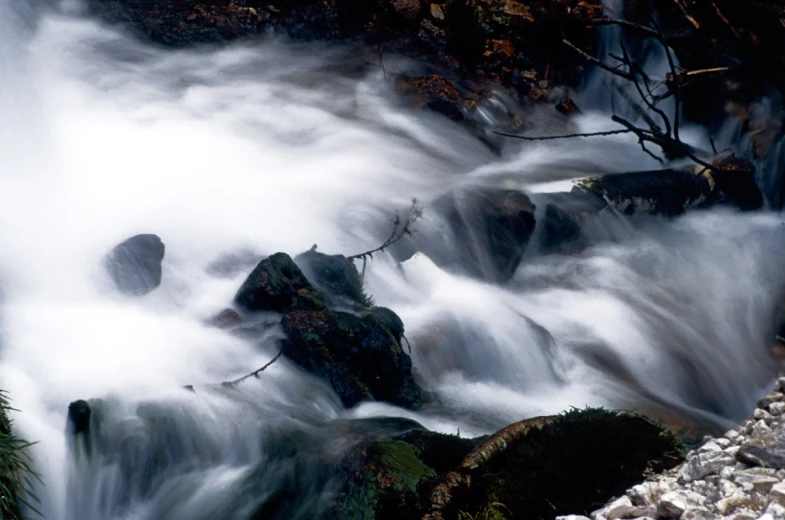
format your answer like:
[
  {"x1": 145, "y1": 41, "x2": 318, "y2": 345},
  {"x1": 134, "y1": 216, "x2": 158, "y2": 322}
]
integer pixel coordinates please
[
  {"x1": 430, "y1": 408, "x2": 683, "y2": 519},
  {"x1": 770, "y1": 482, "x2": 785, "y2": 506},
  {"x1": 395, "y1": 74, "x2": 464, "y2": 122},
  {"x1": 738, "y1": 428, "x2": 785, "y2": 469},
  {"x1": 630, "y1": 480, "x2": 677, "y2": 506},
  {"x1": 556, "y1": 96, "x2": 581, "y2": 116},
  {"x1": 68, "y1": 400, "x2": 91, "y2": 434},
  {"x1": 709, "y1": 156, "x2": 763, "y2": 211},
  {"x1": 757, "y1": 393, "x2": 784, "y2": 410},
  {"x1": 104, "y1": 234, "x2": 165, "y2": 296},
  {"x1": 754, "y1": 408, "x2": 772, "y2": 420},
  {"x1": 657, "y1": 490, "x2": 706, "y2": 518},
  {"x1": 557, "y1": 517, "x2": 592, "y2": 520},
  {"x1": 206, "y1": 308, "x2": 243, "y2": 329},
  {"x1": 294, "y1": 249, "x2": 372, "y2": 309},
  {"x1": 540, "y1": 202, "x2": 582, "y2": 253},
  {"x1": 604, "y1": 496, "x2": 633, "y2": 519},
  {"x1": 681, "y1": 507, "x2": 714, "y2": 520},
  {"x1": 281, "y1": 310, "x2": 424, "y2": 409},
  {"x1": 362, "y1": 307, "x2": 405, "y2": 346},
  {"x1": 330, "y1": 427, "x2": 478, "y2": 520},
  {"x1": 769, "y1": 402, "x2": 785, "y2": 416},
  {"x1": 234, "y1": 253, "x2": 326, "y2": 313},
  {"x1": 435, "y1": 187, "x2": 537, "y2": 282},
  {"x1": 680, "y1": 451, "x2": 736, "y2": 481}
]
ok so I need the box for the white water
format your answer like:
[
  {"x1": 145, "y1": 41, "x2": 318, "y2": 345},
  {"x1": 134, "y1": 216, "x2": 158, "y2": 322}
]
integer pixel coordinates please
[{"x1": 1, "y1": 2, "x2": 784, "y2": 519}]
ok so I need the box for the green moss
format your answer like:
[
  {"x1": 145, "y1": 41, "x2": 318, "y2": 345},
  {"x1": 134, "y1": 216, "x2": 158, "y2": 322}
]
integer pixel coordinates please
[
  {"x1": 373, "y1": 441, "x2": 437, "y2": 491},
  {"x1": 446, "y1": 407, "x2": 684, "y2": 519}
]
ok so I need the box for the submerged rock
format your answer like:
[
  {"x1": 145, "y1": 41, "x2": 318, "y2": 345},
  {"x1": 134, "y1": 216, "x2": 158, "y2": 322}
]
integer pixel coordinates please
[
  {"x1": 104, "y1": 234, "x2": 165, "y2": 296},
  {"x1": 281, "y1": 310, "x2": 424, "y2": 409},
  {"x1": 234, "y1": 253, "x2": 326, "y2": 313},
  {"x1": 433, "y1": 187, "x2": 537, "y2": 282},
  {"x1": 394, "y1": 74, "x2": 465, "y2": 122}
]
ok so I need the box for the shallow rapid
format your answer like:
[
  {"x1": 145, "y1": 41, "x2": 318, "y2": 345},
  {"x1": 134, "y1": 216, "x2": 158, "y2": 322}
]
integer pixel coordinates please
[{"x1": 1, "y1": 2, "x2": 784, "y2": 519}]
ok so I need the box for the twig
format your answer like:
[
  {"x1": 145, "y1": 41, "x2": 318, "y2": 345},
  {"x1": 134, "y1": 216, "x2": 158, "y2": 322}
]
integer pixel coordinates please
[
  {"x1": 563, "y1": 39, "x2": 635, "y2": 81},
  {"x1": 710, "y1": 1, "x2": 739, "y2": 39},
  {"x1": 493, "y1": 128, "x2": 632, "y2": 140},
  {"x1": 224, "y1": 348, "x2": 283, "y2": 386},
  {"x1": 671, "y1": 0, "x2": 701, "y2": 30},
  {"x1": 585, "y1": 18, "x2": 660, "y2": 38},
  {"x1": 348, "y1": 199, "x2": 421, "y2": 275}
]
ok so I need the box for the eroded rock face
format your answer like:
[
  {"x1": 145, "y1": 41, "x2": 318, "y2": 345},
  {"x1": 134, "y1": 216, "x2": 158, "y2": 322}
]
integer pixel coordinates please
[
  {"x1": 104, "y1": 234, "x2": 165, "y2": 296},
  {"x1": 234, "y1": 253, "x2": 326, "y2": 313},
  {"x1": 281, "y1": 310, "x2": 424, "y2": 409}
]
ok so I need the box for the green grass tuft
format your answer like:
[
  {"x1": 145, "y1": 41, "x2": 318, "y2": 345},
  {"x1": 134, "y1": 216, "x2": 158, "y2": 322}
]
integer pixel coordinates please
[{"x1": 0, "y1": 391, "x2": 43, "y2": 519}]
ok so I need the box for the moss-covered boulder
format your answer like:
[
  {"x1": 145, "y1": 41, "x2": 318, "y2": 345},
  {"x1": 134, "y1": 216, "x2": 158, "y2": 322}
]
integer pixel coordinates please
[
  {"x1": 424, "y1": 408, "x2": 684, "y2": 520},
  {"x1": 281, "y1": 310, "x2": 425, "y2": 409},
  {"x1": 328, "y1": 428, "x2": 480, "y2": 520},
  {"x1": 234, "y1": 253, "x2": 326, "y2": 313}
]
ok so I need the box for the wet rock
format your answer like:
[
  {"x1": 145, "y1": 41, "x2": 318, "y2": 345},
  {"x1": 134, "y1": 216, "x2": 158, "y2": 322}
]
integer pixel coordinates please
[
  {"x1": 435, "y1": 187, "x2": 537, "y2": 282},
  {"x1": 294, "y1": 249, "x2": 372, "y2": 309},
  {"x1": 206, "y1": 308, "x2": 243, "y2": 329},
  {"x1": 576, "y1": 162, "x2": 763, "y2": 217},
  {"x1": 556, "y1": 96, "x2": 581, "y2": 116},
  {"x1": 68, "y1": 400, "x2": 91, "y2": 434},
  {"x1": 234, "y1": 253, "x2": 326, "y2": 313},
  {"x1": 362, "y1": 306, "x2": 405, "y2": 346},
  {"x1": 395, "y1": 74, "x2": 464, "y2": 122},
  {"x1": 104, "y1": 234, "x2": 165, "y2": 296},
  {"x1": 540, "y1": 202, "x2": 582, "y2": 253},
  {"x1": 430, "y1": 408, "x2": 683, "y2": 519},
  {"x1": 281, "y1": 310, "x2": 424, "y2": 409}
]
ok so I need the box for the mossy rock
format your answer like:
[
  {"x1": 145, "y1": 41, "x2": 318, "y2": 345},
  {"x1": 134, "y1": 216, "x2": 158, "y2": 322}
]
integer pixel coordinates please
[
  {"x1": 438, "y1": 408, "x2": 684, "y2": 519},
  {"x1": 281, "y1": 310, "x2": 425, "y2": 409},
  {"x1": 235, "y1": 252, "x2": 327, "y2": 313}
]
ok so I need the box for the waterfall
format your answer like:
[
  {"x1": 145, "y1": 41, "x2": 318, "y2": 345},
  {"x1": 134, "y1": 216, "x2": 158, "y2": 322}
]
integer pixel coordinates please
[{"x1": 0, "y1": 1, "x2": 783, "y2": 518}]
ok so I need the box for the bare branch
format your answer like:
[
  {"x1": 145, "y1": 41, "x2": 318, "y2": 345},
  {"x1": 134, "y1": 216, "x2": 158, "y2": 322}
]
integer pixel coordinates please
[
  {"x1": 671, "y1": 0, "x2": 701, "y2": 30},
  {"x1": 348, "y1": 199, "x2": 421, "y2": 267},
  {"x1": 493, "y1": 128, "x2": 633, "y2": 141},
  {"x1": 563, "y1": 39, "x2": 635, "y2": 81},
  {"x1": 224, "y1": 348, "x2": 283, "y2": 386},
  {"x1": 585, "y1": 17, "x2": 660, "y2": 38}
]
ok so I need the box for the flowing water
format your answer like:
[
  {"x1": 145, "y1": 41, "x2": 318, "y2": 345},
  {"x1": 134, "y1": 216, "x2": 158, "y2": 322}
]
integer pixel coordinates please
[{"x1": 1, "y1": 1, "x2": 784, "y2": 519}]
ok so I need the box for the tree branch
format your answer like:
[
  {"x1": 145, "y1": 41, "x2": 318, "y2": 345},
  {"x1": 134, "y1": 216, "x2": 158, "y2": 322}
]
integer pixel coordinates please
[{"x1": 223, "y1": 348, "x2": 283, "y2": 386}]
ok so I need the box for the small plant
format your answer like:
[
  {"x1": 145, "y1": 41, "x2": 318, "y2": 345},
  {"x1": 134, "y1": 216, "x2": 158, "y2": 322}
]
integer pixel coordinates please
[
  {"x1": 458, "y1": 501, "x2": 511, "y2": 520},
  {"x1": 0, "y1": 391, "x2": 42, "y2": 519}
]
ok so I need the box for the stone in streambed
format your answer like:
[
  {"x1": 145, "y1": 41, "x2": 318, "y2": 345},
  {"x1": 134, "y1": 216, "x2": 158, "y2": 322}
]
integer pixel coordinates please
[
  {"x1": 234, "y1": 253, "x2": 326, "y2": 313},
  {"x1": 104, "y1": 234, "x2": 165, "y2": 296},
  {"x1": 68, "y1": 399, "x2": 92, "y2": 434},
  {"x1": 294, "y1": 249, "x2": 372, "y2": 309},
  {"x1": 281, "y1": 310, "x2": 424, "y2": 409}
]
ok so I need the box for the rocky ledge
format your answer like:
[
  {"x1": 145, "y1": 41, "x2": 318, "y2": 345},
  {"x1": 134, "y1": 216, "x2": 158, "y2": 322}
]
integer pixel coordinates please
[{"x1": 563, "y1": 378, "x2": 785, "y2": 520}]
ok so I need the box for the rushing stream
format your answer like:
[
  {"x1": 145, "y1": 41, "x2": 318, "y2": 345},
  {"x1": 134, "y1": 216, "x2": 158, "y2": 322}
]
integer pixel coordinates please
[{"x1": 1, "y1": 1, "x2": 785, "y2": 519}]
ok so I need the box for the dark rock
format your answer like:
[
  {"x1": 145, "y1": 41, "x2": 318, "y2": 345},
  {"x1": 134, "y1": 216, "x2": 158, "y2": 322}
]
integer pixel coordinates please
[
  {"x1": 556, "y1": 96, "x2": 581, "y2": 116},
  {"x1": 68, "y1": 400, "x2": 92, "y2": 434},
  {"x1": 328, "y1": 429, "x2": 479, "y2": 520},
  {"x1": 427, "y1": 408, "x2": 683, "y2": 519},
  {"x1": 540, "y1": 202, "x2": 582, "y2": 253},
  {"x1": 438, "y1": 187, "x2": 537, "y2": 282},
  {"x1": 395, "y1": 74, "x2": 465, "y2": 122},
  {"x1": 294, "y1": 249, "x2": 372, "y2": 309},
  {"x1": 281, "y1": 310, "x2": 424, "y2": 409},
  {"x1": 577, "y1": 162, "x2": 763, "y2": 217},
  {"x1": 104, "y1": 234, "x2": 165, "y2": 296},
  {"x1": 709, "y1": 156, "x2": 764, "y2": 211},
  {"x1": 234, "y1": 253, "x2": 326, "y2": 313},
  {"x1": 206, "y1": 308, "x2": 243, "y2": 329},
  {"x1": 363, "y1": 307, "x2": 405, "y2": 345}
]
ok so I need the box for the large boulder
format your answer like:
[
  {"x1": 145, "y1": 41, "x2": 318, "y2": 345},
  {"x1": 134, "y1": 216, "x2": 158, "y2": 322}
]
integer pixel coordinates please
[
  {"x1": 234, "y1": 253, "x2": 326, "y2": 313},
  {"x1": 434, "y1": 187, "x2": 537, "y2": 282},
  {"x1": 575, "y1": 160, "x2": 763, "y2": 217},
  {"x1": 104, "y1": 234, "x2": 165, "y2": 296},
  {"x1": 281, "y1": 310, "x2": 424, "y2": 409}
]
